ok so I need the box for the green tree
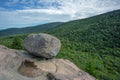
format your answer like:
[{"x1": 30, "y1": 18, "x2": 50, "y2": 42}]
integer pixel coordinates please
[{"x1": 11, "y1": 37, "x2": 23, "y2": 50}]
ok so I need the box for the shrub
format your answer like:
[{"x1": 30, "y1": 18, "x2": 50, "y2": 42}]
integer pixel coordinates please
[{"x1": 11, "y1": 36, "x2": 23, "y2": 50}]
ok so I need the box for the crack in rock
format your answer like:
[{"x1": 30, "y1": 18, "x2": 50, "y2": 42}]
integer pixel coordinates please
[{"x1": 47, "y1": 73, "x2": 60, "y2": 80}]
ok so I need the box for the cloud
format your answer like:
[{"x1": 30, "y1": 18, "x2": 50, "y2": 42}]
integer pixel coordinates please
[
  {"x1": 16, "y1": 0, "x2": 120, "y2": 19},
  {"x1": 0, "y1": 0, "x2": 120, "y2": 29},
  {"x1": 16, "y1": 9, "x2": 64, "y2": 15}
]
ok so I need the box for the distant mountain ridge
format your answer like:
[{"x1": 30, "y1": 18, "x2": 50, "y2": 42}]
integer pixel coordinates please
[{"x1": 0, "y1": 22, "x2": 63, "y2": 37}]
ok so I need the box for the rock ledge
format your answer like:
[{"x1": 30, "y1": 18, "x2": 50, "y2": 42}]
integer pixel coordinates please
[{"x1": 0, "y1": 45, "x2": 96, "y2": 80}]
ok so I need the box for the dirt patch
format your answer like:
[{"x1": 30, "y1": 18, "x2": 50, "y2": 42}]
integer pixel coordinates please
[{"x1": 18, "y1": 60, "x2": 43, "y2": 77}]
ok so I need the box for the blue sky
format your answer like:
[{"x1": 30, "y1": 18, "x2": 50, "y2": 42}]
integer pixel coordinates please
[{"x1": 0, "y1": 0, "x2": 120, "y2": 30}]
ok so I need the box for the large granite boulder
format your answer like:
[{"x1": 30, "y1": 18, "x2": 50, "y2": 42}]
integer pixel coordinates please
[
  {"x1": 23, "y1": 33, "x2": 61, "y2": 58},
  {"x1": 0, "y1": 45, "x2": 96, "y2": 80}
]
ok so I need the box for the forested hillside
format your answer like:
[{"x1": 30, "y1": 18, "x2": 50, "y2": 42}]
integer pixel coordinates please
[
  {"x1": 0, "y1": 10, "x2": 120, "y2": 80},
  {"x1": 0, "y1": 22, "x2": 63, "y2": 37}
]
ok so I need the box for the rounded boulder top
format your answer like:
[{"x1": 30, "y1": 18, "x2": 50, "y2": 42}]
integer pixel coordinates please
[{"x1": 23, "y1": 33, "x2": 61, "y2": 58}]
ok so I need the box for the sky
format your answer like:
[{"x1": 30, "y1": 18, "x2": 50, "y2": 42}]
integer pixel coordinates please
[{"x1": 0, "y1": 0, "x2": 120, "y2": 30}]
